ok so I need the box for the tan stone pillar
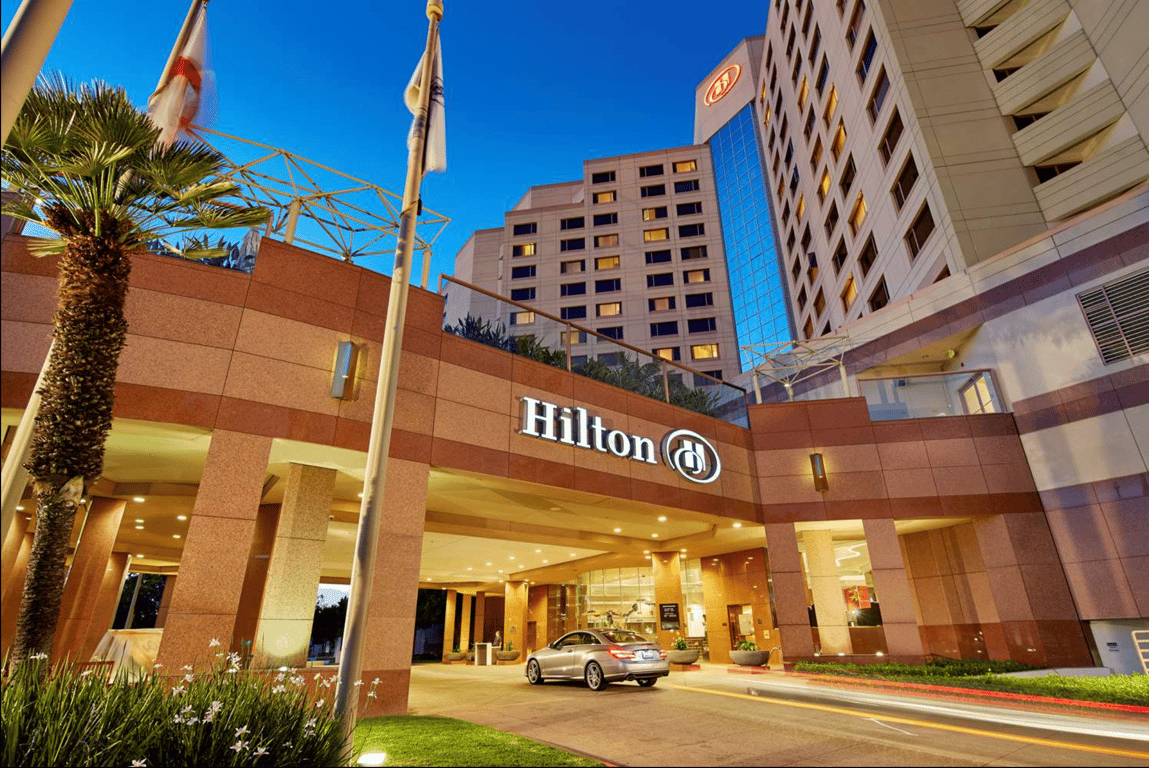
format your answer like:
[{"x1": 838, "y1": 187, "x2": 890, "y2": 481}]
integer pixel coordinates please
[
  {"x1": 802, "y1": 529, "x2": 852, "y2": 655},
  {"x1": 651, "y1": 552, "x2": 685, "y2": 649},
  {"x1": 458, "y1": 592, "x2": 472, "y2": 652},
  {"x1": 359, "y1": 458, "x2": 430, "y2": 716},
  {"x1": 232, "y1": 504, "x2": 280, "y2": 654},
  {"x1": 764, "y1": 523, "x2": 814, "y2": 660},
  {"x1": 52, "y1": 498, "x2": 128, "y2": 661},
  {"x1": 503, "y1": 580, "x2": 528, "y2": 658},
  {"x1": 862, "y1": 519, "x2": 925, "y2": 658},
  {"x1": 156, "y1": 431, "x2": 273, "y2": 669},
  {"x1": 156, "y1": 575, "x2": 176, "y2": 628},
  {"x1": 1, "y1": 531, "x2": 33, "y2": 656},
  {"x1": 78, "y1": 552, "x2": 131, "y2": 660},
  {"x1": 473, "y1": 592, "x2": 485, "y2": 643},
  {"x1": 2, "y1": 511, "x2": 30, "y2": 597},
  {"x1": 442, "y1": 589, "x2": 458, "y2": 658},
  {"x1": 253, "y1": 464, "x2": 336, "y2": 668}
]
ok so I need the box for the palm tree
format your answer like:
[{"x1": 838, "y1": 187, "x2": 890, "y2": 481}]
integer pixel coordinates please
[{"x1": 1, "y1": 76, "x2": 269, "y2": 663}]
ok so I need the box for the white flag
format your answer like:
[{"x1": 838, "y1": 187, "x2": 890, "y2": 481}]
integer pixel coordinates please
[
  {"x1": 147, "y1": 6, "x2": 211, "y2": 151},
  {"x1": 405, "y1": 44, "x2": 446, "y2": 173}
]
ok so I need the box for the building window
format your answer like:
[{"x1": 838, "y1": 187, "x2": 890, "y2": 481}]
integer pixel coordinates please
[
  {"x1": 791, "y1": 256, "x2": 801, "y2": 283},
  {"x1": 598, "y1": 326, "x2": 623, "y2": 340},
  {"x1": 1077, "y1": 268, "x2": 1149, "y2": 364},
  {"x1": 857, "y1": 235, "x2": 877, "y2": 276},
  {"x1": 653, "y1": 346, "x2": 681, "y2": 361},
  {"x1": 810, "y1": 137, "x2": 823, "y2": 171},
  {"x1": 688, "y1": 317, "x2": 717, "y2": 333},
  {"x1": 790, "y1": 167, "x2": 800, "y2": 193},
  {"x1": 512, "y1": 242, "x2": 536, "y2": 257},
  {"x1": 595, "y1": 255, "x2": 620, "y2": 270},
  {"x1": 560, "y1": 281, "x2": 586, "y2": 296},
  {"x1": 511, "y1": 287, "x2": 536, "y2": 302},
  {"x1": 866, "y1": 68, "x2": 890, "y2": 122},
  {"x1": 510, "y1": 310, "x2": 534, "y2": 326},
  {"x1": 643, "y1": 206, "x2": 668, "y2": 220},
  {"x1": 815, "y1": 58, "x2": 829, "y2": 94},
  {"x1": 644, "y1": 227, "x2": 670, "y2": 242},
  {"x1": 684, "y1": 268, "x2": 711, "y2": 284},
  {"x1": 593, "y1": 212, "x2": 618, "y2": 227},
  {"x1": 848, "y1": 194, "x2": 867, "y2": 236},
  {"x1": 803, "y1": 108, "x2": 816, "y2": 141},
  {"x1": 511, "y1": 265, "x2": 536, "y2": 280},
  {"x1": 560, "y1": 237, "x2": 585, "y2": 251},
  {"x1": 678, "y1": 223, "x2": 705, "y2": 238},
  {"x1": 641, "y1": 184, "x2": 666, "y2": 198},
  {"x1": 808, "y1": 25, "x2": 821, "y2": 64},
  {"x1": 650, "y1": 320, "x2": 679, "y2": 337},
  {"x1": 562, "y1": 330, "x2": 588, "y2": 346},
  {"x1": 648, "y1": 296, "x2": 676, "y2": 312},
  {"x1": 639, "y1": 164, "x2": 664, "y2": 177},
  {"x1": 839, "y1": 155, "x2": 856, "y2": 196},
  {"x1": 796, "y1": 194, "x2": 806, "y2": 221},
  {"x1": 803, "y1": 317, "x2": 814, "y2": 339},
  {"x1": 868, "y1": 277, "x2": 889, "y2": 312},
  {"x1": 846, "y1": 0, "x2": 866, "y2": 48},
  {"x1": 645, "y1": 249, "x2": 672, "y2": 264},
  {"x1": 681, "y1": 245, "x2": 708, "y2": 260},
  {"x1": 591, "y1": 170, "x2": 616, "y2": 183},
  {"x1": 856, "y1": 30, "x2": 877, "y2": 83},
  {"x1": 560, "y1": 216, "x2": 584, "y2": 230},
  {"x1": 674, "y1": 179, "x2": 701, "y2": 194},
  {"x1": 813, "y1": 289, "x2": 826, "y2": 316},
  {"x1": 822, "y1": 85, "x2": 838, "y2": 125},
  {"x1": 959, "y1": 372, "x2": 999, "y2": 415},
  {"x1": 1012, "y1": 112, "x2": 1048, "y2": 132},
  {"x1": 691, "y1": 343, "x2": 719, "y2": 360},
  {"x1": 892, "y1": 155, "x2": 919, "y2": 210},
  {"x1": 904, "y1": 204, "x2": 935, "y2": 259},
  {"x1": 594, "y1": 233, "x2": 619, "y2": 248},
  {"x1": 560, "y1": 259, "x2": 585, "y2": 274},
  {"x1": 831, "y1": 120, "x2": 847, "y2": 161},
  {"x1": 647, "y1": 272, "x2": 674, "y2": 288},
  {"x1": 673, "y1": 160, "x2": 697, "y2": 173},
  {"x1": 824, "y1": 201, "x2": 839, "y2": 237},
  {"x1": 832, "y1": 238, "x2": 848, "y2": 273},
  {"x1": 595, "y1": 278, "x2": 621, "y2": 293},
  {"x1": 841, "y1": 276, "x2": 857, "y2": 312},
  {"x1": 592, "y1": 191, "x2": 616, "y2": 204},
  {"x1": 797, "y1": 286, "x2": 808, "y2": 310},
  {"x1": 797, "y1": 77, "x2": 809, "y2": 110},
  {"x1": 561, "y1": 305, "x2": 587, "y2": 320},
  {"x1": 818, "y1": 169, "x2": 832, "y2": 203},
  {"x1": 512, "y1": 222, "x2": 536, "y2": 236},
  {"x1": 685, "y1": 292, "x2": 713, "y2": 308},
  {"x1": 597, "y1": 301, "x2": 622, "y2": 317},
  {"x1": 1034, "y1": 162, "x2": 1081, "y2": 183},
  {"x1": 878, "y1": 109, "x2": 903, "y2": 165},
  {"x1": 676, "y1": 201, "x2": 702, "y2": 216}
]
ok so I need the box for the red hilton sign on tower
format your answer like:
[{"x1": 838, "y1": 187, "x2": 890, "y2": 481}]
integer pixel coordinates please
[{"x1": 703, "y1": 64, "x2": 741, "y2": 106}]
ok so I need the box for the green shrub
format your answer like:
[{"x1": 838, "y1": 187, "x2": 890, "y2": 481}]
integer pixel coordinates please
[
  {"x1": 671, "y1": 638, "x2": 689, "y2": 651},
  {"x1": 794, "y1": 658, "x2": 1032, "y2": 678},
  {"x1": 736, "y1": 641, "x2": 758, "y2": 652},
  {"x1": 1, "y1": 653, "x2": 353, "y2": 767}
]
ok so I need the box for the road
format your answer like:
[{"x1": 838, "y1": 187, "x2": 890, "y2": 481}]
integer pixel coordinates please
[{"x1": 406, "y1": 663, "x2": 1149, "y2": 766}]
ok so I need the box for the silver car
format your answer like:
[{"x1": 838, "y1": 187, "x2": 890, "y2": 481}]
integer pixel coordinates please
[{"x1": 525, "y1": 628, "x2": 670, "y2": 690}]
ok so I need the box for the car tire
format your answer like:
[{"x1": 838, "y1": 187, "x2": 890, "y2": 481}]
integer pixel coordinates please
[
  {"x1": 585, "y1": 661, "x2": 608, "y2": 691},
  {"x1": 526, "y1": 659, "x2": 544, "y2": 685},
  {"x1": 636, "y1": 678, "x2": 657, "y2": 687}
]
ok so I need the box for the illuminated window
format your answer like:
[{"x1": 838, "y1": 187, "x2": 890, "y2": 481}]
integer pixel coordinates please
[
  {"x1": 822, "y1": 85, "x2": 838, "y2": 125},
  {"x1": 810, "y1": 137, "x2": 823, "y2": 171},
  {"x1": 960, "y1": 373, "x2": 999, "y2": 415},
  {"x1": 803, "y1": 317, "x2": 814, "y2": 338},
  {"x1": 594, "y1": 234, "x2": 619, "y2": 248},
  {"x1": 653, "y1": 347, "x2": 680, "y2": 361},
  {"x1": 644, "y1": 228, "x2": 670, "y2": 242},
  {"x1": 684, "y1": 268, "x2": 711, "y2": 284},
  {"x1": 841, "y1": 276, "x2": 857, "y2": 312},
  {"x1": 831, "y1": 121, "x2": 847, "y2": 161},
  {"x1": 592, "y1": 190, "x2": 616, "y2": 204},
  {"x1": 796, "y1": 194, "x2": 806, "y2": 220},
  {"x1": 643, "y1": 206, "x2": 668, "y2": 220},
  {"x1": 798, "y1": 77, "x2": 809, "y2": 110},
  {"x1": 813, "y1": 289, "x2": 826, "y2": 316},
  {"x1": 595, "y1": 255, "x2": 620, "y2": 270},
  {"x1": 512, "y1": 222, "x2": 536, "y2": 236},
  {"x1": 648, "y1": 296, "x2": 676, "y2": 312},
  {"x1": 848, "y1": 194, "x2": 867, "y2": 236},
  {"x1": 561, "y1": 329, "x2": 588, "y2": 345},
  {"x1": 560, "y1": 259, "x2": 585, "y2": 274},
  {"x1": 673, "y1": 160, "x2": 697, "y2": 173},
  {"x1": 691, "y1": 343, "x2": 719, "y2": 360},
  {"x1": 510, "y1": 310, "x2": 534, "y2": 326},
  {"x1": 512, "y1": 242, "x2": 536, "y2": 257},
  {"x1": 818, "y1": 169, "x2": 832, "y2": 202},
  {"x1": 596, "y1": 302, "x2": 622, "y2": 317}
]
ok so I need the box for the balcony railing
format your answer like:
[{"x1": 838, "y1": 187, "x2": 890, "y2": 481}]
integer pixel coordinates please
[
  {"x1": 857, "y1": 370, "x2": 1005, "y2": 421},
  {"x1": 439, "y1": 276, "x2": 749, "y2": 427}
]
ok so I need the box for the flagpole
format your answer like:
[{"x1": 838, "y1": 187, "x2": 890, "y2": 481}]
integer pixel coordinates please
[
  {"x1": 0, "y1": 0, "x2": 72, "y2": 144},
  {"x1": 334, "y1": 0, "x2": 442, "y2": 737},
  {"x1": 153, "y1": 0, "x2": 204, "y2": 95}
]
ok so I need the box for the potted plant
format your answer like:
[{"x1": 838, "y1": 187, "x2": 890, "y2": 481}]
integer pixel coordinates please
[
  {"x1": 495, "y1": 640, "x2": 521, "y2": 662},
  {"x1": 667, "y1": 637, "x2": 700, "y2": 665},
  {"x1": 729, "y1": 640, "x2": 770, "y2": 667},
  {"x1": 445, "y1": 644, "x2": 466, "y2": 662}
]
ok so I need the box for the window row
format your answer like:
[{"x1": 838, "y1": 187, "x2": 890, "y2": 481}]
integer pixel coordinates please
[{"x1": 590, "y1": 160, "x2": 697, "y2": 185}]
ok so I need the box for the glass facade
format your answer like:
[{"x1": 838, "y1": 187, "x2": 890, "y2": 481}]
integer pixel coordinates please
[{"x1": 709, "y1": 103, "x2": 792, "y2": 369}]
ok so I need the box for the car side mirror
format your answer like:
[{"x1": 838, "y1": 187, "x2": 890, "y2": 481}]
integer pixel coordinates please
[{"x1": 550, "y1": 641, "x2": 561, "y2": 650}]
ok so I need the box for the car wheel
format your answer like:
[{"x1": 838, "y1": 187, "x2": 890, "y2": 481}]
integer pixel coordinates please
[
  {"x1": 526, "y1": 659, "x2": 544, "y2": 685},
  {"x1": 636, "y1": 678, "x2": 657, "y2": 687},
  {"x1": 585, "y1": 661, "x2": 608, "y2": 691}
]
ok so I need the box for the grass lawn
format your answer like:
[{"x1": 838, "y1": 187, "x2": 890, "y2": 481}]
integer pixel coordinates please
[{"x1": 355, "y1": 715, "x2": 603, "y2": 767}]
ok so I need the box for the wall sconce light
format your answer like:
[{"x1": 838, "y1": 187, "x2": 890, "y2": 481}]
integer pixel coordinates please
[
  {"x1": 331, "y1": 340, "x2": 360, "y2": 400},
  {"x1": 810, "y1": 452, "x2": 829, "y2": 492}
]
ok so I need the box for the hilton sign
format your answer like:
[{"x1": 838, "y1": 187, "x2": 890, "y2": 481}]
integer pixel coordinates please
[{"x1": 518, "y1": 396, "x2": 722, "y2": 484}]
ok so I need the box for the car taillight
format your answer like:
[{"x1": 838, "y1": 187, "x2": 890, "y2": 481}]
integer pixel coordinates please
[
  {"x1": 658, "y1": 649, "x2": 668, "y2": 659},
  {"x1": 607, "y1": 646, "x2": 636, "y2": 660}
]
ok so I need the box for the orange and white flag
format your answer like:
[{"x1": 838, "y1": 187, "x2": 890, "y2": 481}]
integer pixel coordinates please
[{"x1": 147, "y1": 4, "x2": 212, "y2": 150}]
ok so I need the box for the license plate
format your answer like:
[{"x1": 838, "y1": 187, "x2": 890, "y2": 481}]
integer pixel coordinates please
[{"x1": 639, "y1": 650, "x2": 657, "y2": 660}]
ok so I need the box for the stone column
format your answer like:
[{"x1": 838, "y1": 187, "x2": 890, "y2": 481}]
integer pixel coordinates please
[
  {"x1": 651, "y1": 552, "x2": 685, "y2": 649},
  {"x1": 442, "y1": 589, "x2": 458, "y2": 659},
  {"x1": 52, "y1": 498, "x2": 127, "y2": 661},
  {"x1": 232, "y1": 504, "x2": 280, "y2": 654},
  {"x1": 2, "y1": 511, "x2": 30, "y2": 597},
  {"x1": 458, "y1": 593, "x2": 472, "y2": 652},
  {"x1": 473, "y1": 592, "x2": 485, "y2": 643},
  {"x1": 156, "y1": 575, "x2": 177, "y2": 628},
  {"x1": 359, "y1": 458, "x2": 430, "y2": 716},
  {"x1": 802, "y1": 529, "x2": 852, "y2": 655},
  {"x1": 0, "y1": 531, "x2": 33, "y2": 655},
  {"x1": 253, "y1": 463, "x2": 336, "y2": 668},
  {"x1": 764, "y1": 523, "x2": 815, "y2": 660},
  {"x1": 862, "y1": 519, "x2": 925, "y2": 658},
  {"x1": 503, "y1": 580, "x2": 528, "y2": 658},
  {"x1": 79, "y1": 552, "x2": 131, "y2": 660},
  {"x1": 156, "y1": 431, "x2": 273, "y2": 669}
]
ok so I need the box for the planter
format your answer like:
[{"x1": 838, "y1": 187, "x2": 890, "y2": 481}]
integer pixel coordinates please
[
  {"x1": 667, "y1": 649, "x2": 700, "y2": 665},
  {"x1": 729, "y1": 650, "x2": 770, "y2": 667},
  {"x1": 444, "y1": 652, "x2": 466, "y2": 662},
  {"x1": 465, "y1": 651, "x2": 474, "y2": 662},
  {"x1": 495, "y1": 650, "x2": 521, "y2": 662}
]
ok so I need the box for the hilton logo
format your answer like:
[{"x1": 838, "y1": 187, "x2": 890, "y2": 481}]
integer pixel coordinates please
[
  {"x1": 703, "y1": 64, "x2": 741, "y2": 106},
  {"x1": 518, "y1": 397, "x2": 722, "y2": 484}
]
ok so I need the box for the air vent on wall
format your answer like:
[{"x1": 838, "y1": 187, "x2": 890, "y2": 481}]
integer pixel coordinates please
[{"x1": 1077, "y1": 268, "x2": 1149, "y2": 364}]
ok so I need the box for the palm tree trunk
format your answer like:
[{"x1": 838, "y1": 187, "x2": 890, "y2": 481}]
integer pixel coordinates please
[{"x1": 10, "y1": 215, "x2": 131, "y2": 664}]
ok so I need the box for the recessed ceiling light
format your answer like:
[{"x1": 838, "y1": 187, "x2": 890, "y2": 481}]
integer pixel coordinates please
[
  {"x1": 534, "y1": 549, "x2": 541, "y2": 553},
  {"x1": 358, "y1": 493, "x2": 363, "y2": 498},
  {"x1": 680, "y1": 548, "x2": 687, "y2": 552},
  {"x1": 133, "y1": 497, "x2": 145, "y2": 503},
  {"x1": 548, "y1": 506, "x2": 560, "y2": 511},
  {"x1": 733, "y1": 522, "x2": 742, "y2": 528},
  {"x1": 134, "y1": 525, "x2": 144, "y2": 530},
  {"x1": 543, "y1": 559, "x2": 549, "y2": 563},
  {"x1": 643, "y1": 550, "x2": 649, "y2": 554},
  {"x1": 508, "y1": 556, "x2": 515, "y2": 560},
  {"x1": 136, "y1": 553, "x2": 144, "y2": 558},
  {"x1": 135, "y1": 518, "x2": 144, "y2": 523},
  {"x1": 569, "y1": 553, "x2": 576, "y2": 557},
  {"x1": 15, "y1": 505, "x2": 24, "y2": 511},
  {"x1": 466, "y1": 567, "x2": 472, "y2": 571},
  {"x1": 658, "y1": 515, "x2": 667, "y2": 522},
  {"x1": 486, "y1": 562, "x2": 492, "y2": 566},
  {"x1": 172, "y1": 534, "x2": 181, "y2": 539},
  {"x1": 613, "y1": 528, "x2": 621, "y2": 533},
  {"x1": 651, "y1": 533, "x2": 659, "y2": 538},
  {"x1": 498, "y1": 569, "x2": 504, "y2": 573},
  {"x1": 176, "y1": 515, "x2": 187, "y2": 521}
]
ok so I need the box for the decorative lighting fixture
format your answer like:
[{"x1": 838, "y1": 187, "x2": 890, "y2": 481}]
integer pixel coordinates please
[
  {"x1": 133, "y1": 496, "x2": 146, "y2": 503},
  {"x1": 613, "y1": 528, "x2": 621, "y2": 533},
  {"x1": 15, "y1": 505, "x2": 24, "y2": 511},
  {"x1": 733, "y1": 522, "x2": 742, "y2": 528},
  {"x1": 810, "y1": 452, "x2": 829, "y2": 492},
  {"x1": 658, "y1": 515, "x2": 667, "y2": 522},
  {"x1": 331, "y1": 340, "x2": 360, "y2": 399},
  {"x1": 176, "y1": 515, "x2": 187, "y2": 521}
]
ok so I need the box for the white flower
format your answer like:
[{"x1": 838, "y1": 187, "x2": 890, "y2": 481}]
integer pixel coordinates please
[
  {"x1": 235, "y1": 725, "x2": 249, "y2": 737},
  {"x1": 272, "y1": 685, "x2": 286, "y2": 694},
  {"x1": 210, "y1": 700, "x2": 223, "y2": 713},
  {"x1": 80, "y1": 669, "x2": 93, "y2": 678},
  {"x1": 186, "y1": 716, "x2": 199, "y2": 725},
  {"x1": 181, "y1": 706, "x2": 193, "y2": 714},
  {"x1": 183, "y1": 674, "x2": 194, "y2": 683},
  {"x1": 227, "y1": 651, "x2": 240, "y2": 663},
  {"x1": 367, "y1": 690, "x2": 377, "y2": 699},
  {"x1": 181, "y1": 664, "x2": 193, "y2": 671},
  {"x1": 30, "y1": 652, "x2": 48, "y2": 660},
  {"x1": 230, "y1": 740, "x2": 248, "y2": 753},
  {"x1": 172, "y1": 686, "x2": 185, "y2": 695},
  {"x1": 153, "y1": 662, "x2": 163, "y2": 669},
  {"x1": 371, "y1": 677, "x2": 380, "y2": 684},
  {"x1": 282, "y1": 742, "x2": 292, "y2": 749},
  {"x1": 132, "y1": 761, "x2": 147, "y2": 767},
  {"x1": 305, "y1": 718, "x2": 317, "y2": 729},
  {"x1": 315, "y1": 699, "x2": 325, "y2": 708},
  {"x1": 227, "y1": 668, "x2": 238, "y2": 674},
  {"x1": 274, "y1": 672, "x2": 286, "y2": 682},
  {"x1": 208, "y1": 638, "x2": 221, "y2": 648},
  {"x1": 353, "y1": 680, "x2": 363, "y2": 686},
  {"x1": 172, "y1": 715, "x2": 184, "y2": 724},
  {"x1": 255, "y1": 746, "x2": 269, "y2": 757},
  {"x1": 203, "y1": 713, "x2": 214, "y2": 723}
]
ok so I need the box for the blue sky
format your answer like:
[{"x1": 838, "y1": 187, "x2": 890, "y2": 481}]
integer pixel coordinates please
[{"x1": 1, "y1": 0, "x2": 767, "y2": 283}]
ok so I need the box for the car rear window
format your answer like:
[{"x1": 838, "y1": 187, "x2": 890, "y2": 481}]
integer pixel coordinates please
[{"x1": 599, "y1": 629, "x2": 649, "y2": 644}]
